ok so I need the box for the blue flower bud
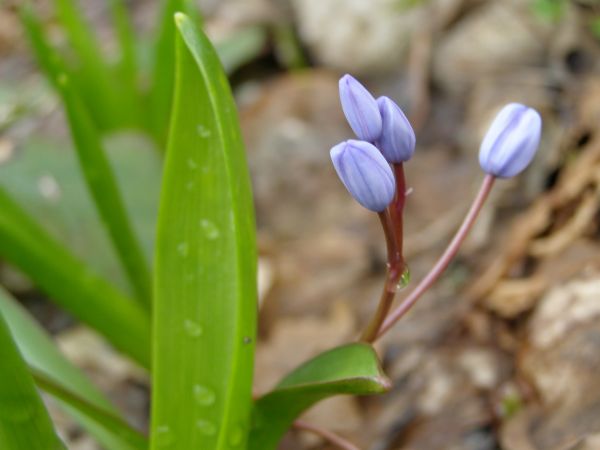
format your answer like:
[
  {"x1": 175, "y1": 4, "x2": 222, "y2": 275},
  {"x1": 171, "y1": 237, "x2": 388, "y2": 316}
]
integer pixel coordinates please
[
  {"x1": 479, "y1": 103, "x2": 542, "y2": 178},
  {"x1": 339, "y1": 74, "x2": 382, "y2": 142},
  {"x1": 376, "y1": 96, "x2": 416, "y2": 163},
  {"x1": 330, "y1": 140, "x2": 396, "y2": 212}
]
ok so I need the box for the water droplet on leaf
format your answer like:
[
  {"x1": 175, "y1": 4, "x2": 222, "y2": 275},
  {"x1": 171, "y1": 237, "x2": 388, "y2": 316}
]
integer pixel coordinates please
[
  {"x1": 196, "y1": 419, "x2": 217, "y2": 435},
  {"x1": 200, "y1": 219, "x2": 220, "y2": 240},
  {"x1": 193, "y1": 384, "x2": 216, "y2": 406},
  {"x1": 177, "y1": 242, "x2": 189, "y2": 257},
  {"x1": 197, "y1": 125, "x2": 212, "y2": 138},
  {"x1": 184, "y1": 320, "x2": 203, "y2": 338},
  {"x1": 228, "y1": 426, "x2": 245, "y2": 446},
  {"x1": 155, "y1": 425, "x2": 174, "y2": 447}
]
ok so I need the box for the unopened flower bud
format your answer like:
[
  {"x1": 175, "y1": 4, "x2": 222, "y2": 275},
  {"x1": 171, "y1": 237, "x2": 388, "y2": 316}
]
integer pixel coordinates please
[
  {"x1": 330, "y1": 140, "x2": 395, "y2": 212},
  {"x1": 376, "y1": 96, "x2": 416, "y2": 163},
  {"x1": 479, "y1": 103, "x2": 542, "y2": 178},
  {"x1": 339, "y1": 75, "x2": 382, "y2": 142}
]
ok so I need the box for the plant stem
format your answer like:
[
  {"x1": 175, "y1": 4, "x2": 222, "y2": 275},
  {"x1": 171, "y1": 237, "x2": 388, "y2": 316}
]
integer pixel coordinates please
[
  {"x1": 360, "y1": 210, "x2": 403, "y2": 343},
  {"x1": 293, "y1": 421, "x2": 362, "y2": 450},
  {"x1": 390, "y1": 163, "x2": 407, "y2": 267},
  {"x1": 375, "y1": 174, "x2": 496, "y2": 340}
]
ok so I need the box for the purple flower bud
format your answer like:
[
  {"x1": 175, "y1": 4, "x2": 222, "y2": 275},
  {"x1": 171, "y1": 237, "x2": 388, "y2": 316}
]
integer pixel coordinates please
[
  {"x1": 376, "y1": 96, "x2": 416, "y2": 163},
  {"x1": 330, "y1": 140, "x2": 396, "y2": 212},
  {"x1": 479, "y1": 103, "x2": 542, "y2": 178},
  {"x1": 339, "y1": 74, "x2": 382, "y2": 142}
]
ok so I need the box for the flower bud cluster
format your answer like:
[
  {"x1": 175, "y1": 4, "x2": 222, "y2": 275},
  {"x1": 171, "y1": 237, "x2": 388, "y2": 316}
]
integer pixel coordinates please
[
  {"x1": 331, "y1": 75, "x2": 415, "y2": 212},
  {"x1": 330, "y1": 75, "x2": 543, "y2": 212}
]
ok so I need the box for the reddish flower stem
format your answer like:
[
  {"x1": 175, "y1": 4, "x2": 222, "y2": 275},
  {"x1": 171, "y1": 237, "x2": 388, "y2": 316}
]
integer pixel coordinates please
[
  {"x1": 390, "y1": 163, "x2": 407, "y2": 266},
  {"x1": 375, "y1": 174, "x2": 496, "y2": 340},
  {"x1": 360, "y1": 210, "x2": 402, "y2": 343},
  {"x1": 293, "y1": 420, "x2": 362, "y2": 450}
]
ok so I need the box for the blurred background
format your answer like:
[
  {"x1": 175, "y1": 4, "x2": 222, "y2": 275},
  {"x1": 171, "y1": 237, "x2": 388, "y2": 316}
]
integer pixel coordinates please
[{"x1": 1, "y1": 0, "x2": 600, "y2": 448}]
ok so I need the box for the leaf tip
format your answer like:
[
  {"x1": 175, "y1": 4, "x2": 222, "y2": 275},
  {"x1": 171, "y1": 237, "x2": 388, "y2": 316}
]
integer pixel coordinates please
[{"x1": 174, "y1": 12, "x2": 188, "y2": 28}]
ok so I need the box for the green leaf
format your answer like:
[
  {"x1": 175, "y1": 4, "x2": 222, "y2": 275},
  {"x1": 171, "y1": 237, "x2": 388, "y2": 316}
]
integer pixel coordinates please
[
  {"x1": 22, "y1": 3, "x2": 139, "y2": 132},
  {"x1": 148, "y1": 0, "x2": 200, "y2": 145},
  {"x1": 55, "y1": 74, "x2": 152, "y2": 307},
  {"x1": 0, "y1": 306, "x2": 64, "y2": 449},
  {"x1": 53, "y1": 0, "x2": 134, "y2": 129},
  {"x1": 20, "y1": 4, "x2": 66, "y2": 93},
  {"x1": 0, "y1": 187, "x2": 150, "y2": 367},
  {"x1": 249, "y1": 343, "x2": 391, "y2": 450},
  {"x1": 33, "y1": 370, "x2": 147, "y2": 450},
  {"x1": 0, "y1": 287, "x2": 144, "y2": 450},
  {"x1": 108, "y1": 0, "x2": 139, "y2": 100},
  {"x1": 216, "y1": 26, "x2": 267, "y2": 74},
  {"x1": 0, "y1": 133, "x2": 161, "y2": 296},
  {"x1": 150, "y1": 12, "x2": 257, "y2": 450}
]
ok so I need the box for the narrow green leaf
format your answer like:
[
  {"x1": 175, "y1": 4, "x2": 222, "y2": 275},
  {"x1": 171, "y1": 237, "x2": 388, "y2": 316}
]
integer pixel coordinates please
[
  {"x1": 108, "y1": 0, "x2": 139, "y2": 96},
  {"x1": 148, "y1": 0, "x2": 199, "y2": 144},
  {"x1": 32, "y1": 370, "x2": 147, "y2": 450},
  {"x1": 0, "y1": 187, "x2": 150, "y2": 367},
  {"x1": 22, "y1": 3, "x2": 138, "y2": 131},
  {"x1": 151, "y1": 12, "x2": 256, "y2": 450},
  {"x1": 0, "y1": 308, "x2": 64, "y2": 450},
  {"x1": 20, "y1": 4, "x2": 66, "y2": 92},
  {"x1": 0, "y1": 133, "x2": 161, "y2": 296},
  {"x1": 249, "y1": 343, "x2": 391, "y2": 450},
  {"x1": 0, "y1": 287, "x2": 144, "y2": 450},
  {"x1": 216, "y1": 26, "x2": 267, "y2": 74},
  {"x1": 55, "y1": 74, "x2": 152, "y2": 307},
  {"x1": 52, "y1": 0, "x2": 120, "y2": 128}
]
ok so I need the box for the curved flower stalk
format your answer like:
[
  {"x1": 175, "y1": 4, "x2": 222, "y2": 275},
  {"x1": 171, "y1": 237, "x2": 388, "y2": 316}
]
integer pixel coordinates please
[{"x1": 375, "y1": 102, "x2": 543, "y2": 340}]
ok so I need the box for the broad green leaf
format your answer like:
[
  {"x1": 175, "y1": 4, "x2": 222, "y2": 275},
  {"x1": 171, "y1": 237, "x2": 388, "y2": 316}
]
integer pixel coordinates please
[
  {"x1": 56, "y1": 74, "x2": 152, "y2": 307},
  {"x1": 151, "y1": 13, "x2": 256, "y2": 450},
  {"x1": 0, "y1": 187, "x2": 150, "y2": 367},
  {"x1": 0, "y1": 308, "x2": 64, "y2": 449},
  {"x1": 148, "y1": 0, "x2": 199, "y2": 145},
  {"x1": 0, "y1": 134, "x2": 160, "y2": 295},
  {"x1": 249, "y1": 343, "x2": 391, "y2": 450},
  {"x1": 0, "y1": 287, "x2": 144, "y2": 450}
]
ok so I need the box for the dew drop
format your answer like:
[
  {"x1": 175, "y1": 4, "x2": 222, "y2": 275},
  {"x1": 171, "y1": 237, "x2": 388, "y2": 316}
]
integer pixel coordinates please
[
  {"x1": 200, "y1": 219, "x2": 220, "y2": 240},
  {"x1": 184, "y1": 319, "x2": 203, "y2": 338},
  {"x1": 228, "y1": 426, "x2": 245, "y2": 447},
  {"x1": 196, "y1": 419, "x2": 217, "y2": 435},
  {"x1": 187, "y1": 158, "x2": 199, "y2": 170},
  {"x1": 243, "y1": 336, "x2": 252, "y2": 345},
  {"x1": 177, "y1": 242, "x2": 189, "y2": 257},
  {"x1": 37, "y1": 174, "x2": 61, "y2": 202},
  {"x1": 193, "y1": 384, "x2": 216, "y2": 406},
  {"x1": 398, "y1": 267, "x2": 411, "y2": 289},
  {"x1": 197, "y1": 125, "x2": 212, "y2": 138},
  {"x1": 154, "y1": 425, "x2": 174, "y2": 447}
]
